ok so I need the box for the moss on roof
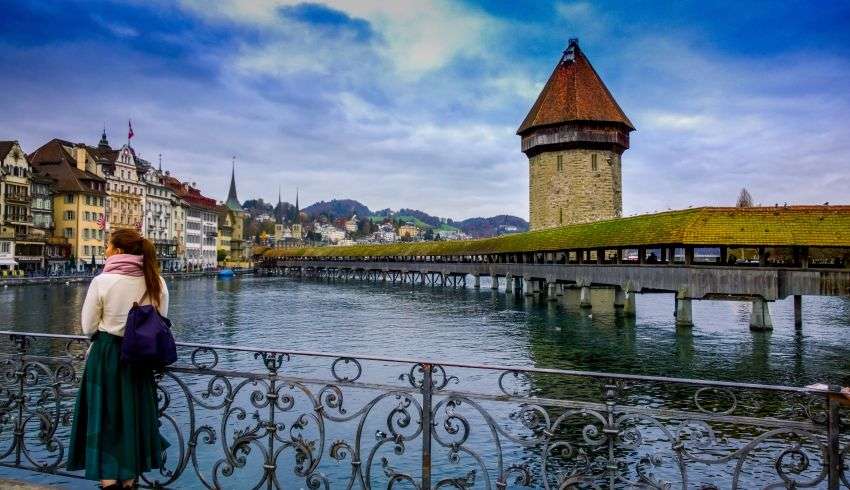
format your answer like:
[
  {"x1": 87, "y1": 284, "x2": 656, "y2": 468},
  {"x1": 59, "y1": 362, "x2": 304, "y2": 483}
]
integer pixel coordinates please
[{"x1": 263, "y1": 206, "x2": 850, "y2": 259}]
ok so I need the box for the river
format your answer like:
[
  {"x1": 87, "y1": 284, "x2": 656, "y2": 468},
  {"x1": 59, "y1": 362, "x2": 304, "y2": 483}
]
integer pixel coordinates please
[{"x1": 1, "y1": 275, "x2": 848, "y2": 488}]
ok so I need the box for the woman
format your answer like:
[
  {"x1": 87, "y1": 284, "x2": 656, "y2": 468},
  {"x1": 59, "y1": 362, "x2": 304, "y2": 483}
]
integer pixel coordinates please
[{"x1": 67, "y1": 229, "x2": 170, "y2": 489}]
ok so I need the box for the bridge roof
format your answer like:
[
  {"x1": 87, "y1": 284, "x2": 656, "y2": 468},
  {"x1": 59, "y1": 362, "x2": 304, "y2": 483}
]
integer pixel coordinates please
[{"x1": 263, "y1": 206, "x2": 850, "y2": 258}]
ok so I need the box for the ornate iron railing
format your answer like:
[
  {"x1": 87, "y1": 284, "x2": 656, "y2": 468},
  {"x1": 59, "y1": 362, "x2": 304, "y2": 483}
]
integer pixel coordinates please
[{"x1": 0, "y1": 330, "x2": 847, "y2": 489}]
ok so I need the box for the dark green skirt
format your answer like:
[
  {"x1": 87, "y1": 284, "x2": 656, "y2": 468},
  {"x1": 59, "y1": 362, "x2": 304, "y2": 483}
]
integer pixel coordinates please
[{"x1": 67, "y1": 331, "x2": 169, "y2": 481}]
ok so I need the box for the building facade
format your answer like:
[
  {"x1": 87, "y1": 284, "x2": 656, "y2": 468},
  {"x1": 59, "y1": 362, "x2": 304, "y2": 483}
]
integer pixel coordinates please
[
  {"x1": 221, "y1": 163, "x2": 247, "y2": 263},
  {"x1": 518, "y1": 39, "x2": 634, "y2": 231},
  {"x1": 165, "y1": 178, "x2": 217, "y2": 270},
  {"x1": 101, "y1": 143, "x2": 146, "y2": 235},
  {"x1": 1, "y1": 141, "x2": 52, "y2": 272},
  {"x1": 141, "y1": 164, "x2": 179, "y2": 270},
  {"x1": 29, "y1": 139, "x2": 107, "y2": 270}
]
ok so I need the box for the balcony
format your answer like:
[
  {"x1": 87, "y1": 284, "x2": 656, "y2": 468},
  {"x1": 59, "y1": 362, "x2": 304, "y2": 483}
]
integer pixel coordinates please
[
  {"x1": 3, "y1": 193, "x2": 30, "y2": 204},
  {"x1": 4, "y1": 215, "x2": 33, "y2": 226}
]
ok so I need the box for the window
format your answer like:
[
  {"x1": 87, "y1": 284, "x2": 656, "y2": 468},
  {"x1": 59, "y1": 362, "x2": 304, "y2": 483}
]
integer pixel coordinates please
[
  {"x1": 559, "y1": 207, "x2": 563, "y2": 225},
  {"x1": 64, "y1": 194, "x2": 74, "y2": 204},
  {"x1": 591, "y1": 154, "x2": 598, "y2": 172},
  {"x1": 84, "y1": 245, "x2": 90, "y2": 255},
  {"x1": 0, "y1": 242, "x2": 9, "y2": 254},
  {"x1": 64, "y1": 228, "x2": 73, "y2": 238},
  {"x1": 98, "y1": 246, "x2": 104, "y2": 255},
  {"x1": 64, "y1": 210, "x2": 75, "y2": 220},
  {"x1": 556, "y1": 154, "x2": 563, "y2": 172},
  {"x1": 83, "y1": 229, "x2": 89, "y2": 240}
]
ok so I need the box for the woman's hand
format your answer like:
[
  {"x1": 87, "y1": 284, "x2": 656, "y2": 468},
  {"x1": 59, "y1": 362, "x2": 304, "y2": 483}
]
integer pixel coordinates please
[{"x1": 806, "y1": 383, "x2": 850, "y2": 403}]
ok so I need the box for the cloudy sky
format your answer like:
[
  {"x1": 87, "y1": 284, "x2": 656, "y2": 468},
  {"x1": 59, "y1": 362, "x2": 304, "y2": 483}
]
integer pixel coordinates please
[{"x1": 2, "y1": 1, "x2": 849, "y2": 219}]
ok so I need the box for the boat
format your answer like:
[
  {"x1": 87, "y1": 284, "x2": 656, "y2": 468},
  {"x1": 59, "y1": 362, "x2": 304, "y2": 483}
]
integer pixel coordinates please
[{"x1": 217, "y1": 268, "x2": 235, "y2": 278}]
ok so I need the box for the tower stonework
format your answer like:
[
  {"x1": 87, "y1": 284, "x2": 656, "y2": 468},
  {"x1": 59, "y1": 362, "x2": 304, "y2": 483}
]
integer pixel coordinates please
[{"x1": 518, "y1": 39, "x2": 634, "y2": 231}]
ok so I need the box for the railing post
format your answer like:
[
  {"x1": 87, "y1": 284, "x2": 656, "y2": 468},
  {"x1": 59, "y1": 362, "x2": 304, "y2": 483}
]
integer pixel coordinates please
[
  {"x1": 826, "y1": 391, "x2": 842, "y2": 490},
  {"x1": 11, "y1": 334, "x2": 29, "y2": 467},
  {"x1": 421, "y1": 363, "x2": 433, "y2": 489}
]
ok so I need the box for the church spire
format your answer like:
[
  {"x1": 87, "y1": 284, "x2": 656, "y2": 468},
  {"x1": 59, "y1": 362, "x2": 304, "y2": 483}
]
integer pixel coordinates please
[
  {"x1": 225, "y1": 156, "x2": 242, "y2": 212},
  {"x1": 275, "y1": 185, "x2": 284, "y2": 224},
  {"x1": 98, "y1": 124, "x2": 110, "y2": 150},
  {"x1": 295, "y1": 187, "x2": 300, "y2": 223}
]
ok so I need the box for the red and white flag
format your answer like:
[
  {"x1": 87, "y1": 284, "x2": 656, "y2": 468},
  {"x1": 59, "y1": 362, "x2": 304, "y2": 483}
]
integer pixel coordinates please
[
  {"x1": 96, "y1": 213, "x2": 106, "y2": 230},
  {"x1": 128, "y1": 119, "x2": 134, "y2": 140}
]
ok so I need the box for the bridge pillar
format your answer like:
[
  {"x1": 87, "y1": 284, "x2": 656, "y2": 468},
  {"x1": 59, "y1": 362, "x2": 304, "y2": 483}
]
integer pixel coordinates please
[
  {"x1": 675, "y1": 289, "x2": 693, "y2": 327},
  {"x1": 523, "y1": 278, "x2": 532, "y2": 296},
  {"x1": 490, "y1": 275, "x2": 499, "y2": 290},
  {"x1": 547, "y1": 282, "x2": 558, "y2": 301},
  {"x1": 614, "y1": 287, "x2": 626, "y2": 309},
  {"x1": 750, "y1": 297, "x2": 774, "y2": 331},
  {"x1": 579, "y1": 283, "x2": 592, "y2": 308},
  {"x1": 473, "y1": 274, "x2": 481, "y2": 288},
  {"x1": 794, "y1": 295, "x2": 803, "y2": 330}
]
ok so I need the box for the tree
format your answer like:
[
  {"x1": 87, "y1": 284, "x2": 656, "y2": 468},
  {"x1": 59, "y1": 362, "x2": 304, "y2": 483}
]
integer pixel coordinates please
[
  {"x1": 423, "y1": 228, "x2": 435, "y2": 241},
  {"x1": 736, "y1": 188, "x2": 753, "y2": 208},
  {"x1": 217, "y1": 249, "x2": 228, "y2": 263}
]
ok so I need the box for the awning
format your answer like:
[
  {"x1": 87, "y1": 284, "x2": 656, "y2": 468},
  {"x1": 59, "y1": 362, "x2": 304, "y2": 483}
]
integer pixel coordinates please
[{"x1": 0, "y1": 258, "x2": 18, "y2": 266}]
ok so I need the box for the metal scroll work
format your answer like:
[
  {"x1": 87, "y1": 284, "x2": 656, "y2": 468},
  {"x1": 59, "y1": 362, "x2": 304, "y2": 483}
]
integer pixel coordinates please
[{"x1": 0, "y1": 330, "x2": 847, "y2": 489}]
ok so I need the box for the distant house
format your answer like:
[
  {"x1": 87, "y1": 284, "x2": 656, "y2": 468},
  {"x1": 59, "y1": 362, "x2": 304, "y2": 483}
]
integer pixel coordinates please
[
  {"x1": 398, "y1": 223, "x2": 420, "y2": 239},
  {"x1": 435, "y1": 230, "x2": 470, "y2": 241},
  {"x1": 315, "y1": 222, "x2": 346, "y2": 244},
  {"x1": 345, "y1": 214, "x2": 359, "y2": 233},
  {"x1": 375, "y1": 223, "x2": 397, "y2": 242}
]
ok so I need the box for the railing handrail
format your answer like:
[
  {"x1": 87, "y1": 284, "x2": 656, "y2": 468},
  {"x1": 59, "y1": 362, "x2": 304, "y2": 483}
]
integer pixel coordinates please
[{"x1": 0, "y1": 329, "x2": 838, "y2": 396}]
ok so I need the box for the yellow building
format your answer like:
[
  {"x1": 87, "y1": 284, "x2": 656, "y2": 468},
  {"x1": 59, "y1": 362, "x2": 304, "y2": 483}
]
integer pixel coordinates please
[
  {"x1": 216, "y1": 204, "x2": 233, "y2": 263},
  {"x1": 29, "y1": 139, "x2": 107, "y2": 269},
  {"x1": 398, "y1": 223, "x2": 420, "y2": 239}
]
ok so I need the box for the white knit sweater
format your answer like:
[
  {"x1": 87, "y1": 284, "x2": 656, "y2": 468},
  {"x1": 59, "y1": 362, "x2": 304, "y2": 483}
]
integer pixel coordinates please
[{"x1": 80, "y1": 273, "x2": 170, "y2": 337}]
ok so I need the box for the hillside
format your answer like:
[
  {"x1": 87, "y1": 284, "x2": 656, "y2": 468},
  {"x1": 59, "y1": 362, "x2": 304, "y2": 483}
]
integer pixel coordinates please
[
  {"x1": 298, "y1": 198, "x2": 528, "y2": 237},
  {"x1": 302, "y1": 199, "x2": 372, "y2": 219}
]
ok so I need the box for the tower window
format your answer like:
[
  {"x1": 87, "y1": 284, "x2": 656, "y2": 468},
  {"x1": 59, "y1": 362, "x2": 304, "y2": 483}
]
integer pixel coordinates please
[
  {"x1": 556, "y1": 155, "x2": 563, "y2": 171},
  {"x1": 559, "y1": 207, "x2": 563, "y2": 224},
  {"x1": 591, "y1": 154, "x2": 598, "y2": 171}
]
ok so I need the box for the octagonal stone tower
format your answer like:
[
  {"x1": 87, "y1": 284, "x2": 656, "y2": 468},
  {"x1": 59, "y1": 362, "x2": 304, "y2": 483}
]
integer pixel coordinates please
[{"x1": 518, "y1": 39, "x2": 634, "y2": 231}]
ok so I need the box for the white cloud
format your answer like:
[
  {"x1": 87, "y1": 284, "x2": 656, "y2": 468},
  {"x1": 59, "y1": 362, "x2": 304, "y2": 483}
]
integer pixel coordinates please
[{"x1": 178, "y1": 0, "x2": 499, "y2": 78}]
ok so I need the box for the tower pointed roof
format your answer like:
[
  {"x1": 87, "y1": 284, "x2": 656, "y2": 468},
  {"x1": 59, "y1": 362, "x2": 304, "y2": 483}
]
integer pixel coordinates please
[
  {"x1": 98, "y1": 126, "x2": 110, "y2": 150},
  {"x1": 225, "y1": 157, "x2": 242, "y2": 212},
  {"x1": 517, "y1": 39, "x2": 634, "y2": 135}
]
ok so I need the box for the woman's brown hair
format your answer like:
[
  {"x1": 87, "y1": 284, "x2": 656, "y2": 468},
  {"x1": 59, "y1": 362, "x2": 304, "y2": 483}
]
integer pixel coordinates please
[{"x1": 109, "y1": 228, "x2": 162, "y2": 309}]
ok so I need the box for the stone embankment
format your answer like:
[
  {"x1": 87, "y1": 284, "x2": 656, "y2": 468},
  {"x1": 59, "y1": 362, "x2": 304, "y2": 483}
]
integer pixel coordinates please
[{"x1": 0, "y1": 269, "x2": 254, "y2": 288}]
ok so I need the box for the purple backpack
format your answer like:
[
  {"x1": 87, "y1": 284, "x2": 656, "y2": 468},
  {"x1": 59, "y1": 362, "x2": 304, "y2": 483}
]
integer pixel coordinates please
[{"x1": 121, "y1": 301, "x2": 177, "y2": 368}]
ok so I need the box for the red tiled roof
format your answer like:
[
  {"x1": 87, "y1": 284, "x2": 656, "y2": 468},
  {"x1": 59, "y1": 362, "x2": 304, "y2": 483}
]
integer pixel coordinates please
[
  {"x1": 518, "y1": 40, "x2": 634, "y2": 135},
  {"x1": 163, "y1": 174, "x2": 217, "y2": 210}
]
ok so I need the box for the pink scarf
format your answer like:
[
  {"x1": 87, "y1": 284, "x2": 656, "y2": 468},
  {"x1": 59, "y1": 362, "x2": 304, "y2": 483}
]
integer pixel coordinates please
[{"x1": 103, "y1": 253, "x2": 144, "y2": 276}]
